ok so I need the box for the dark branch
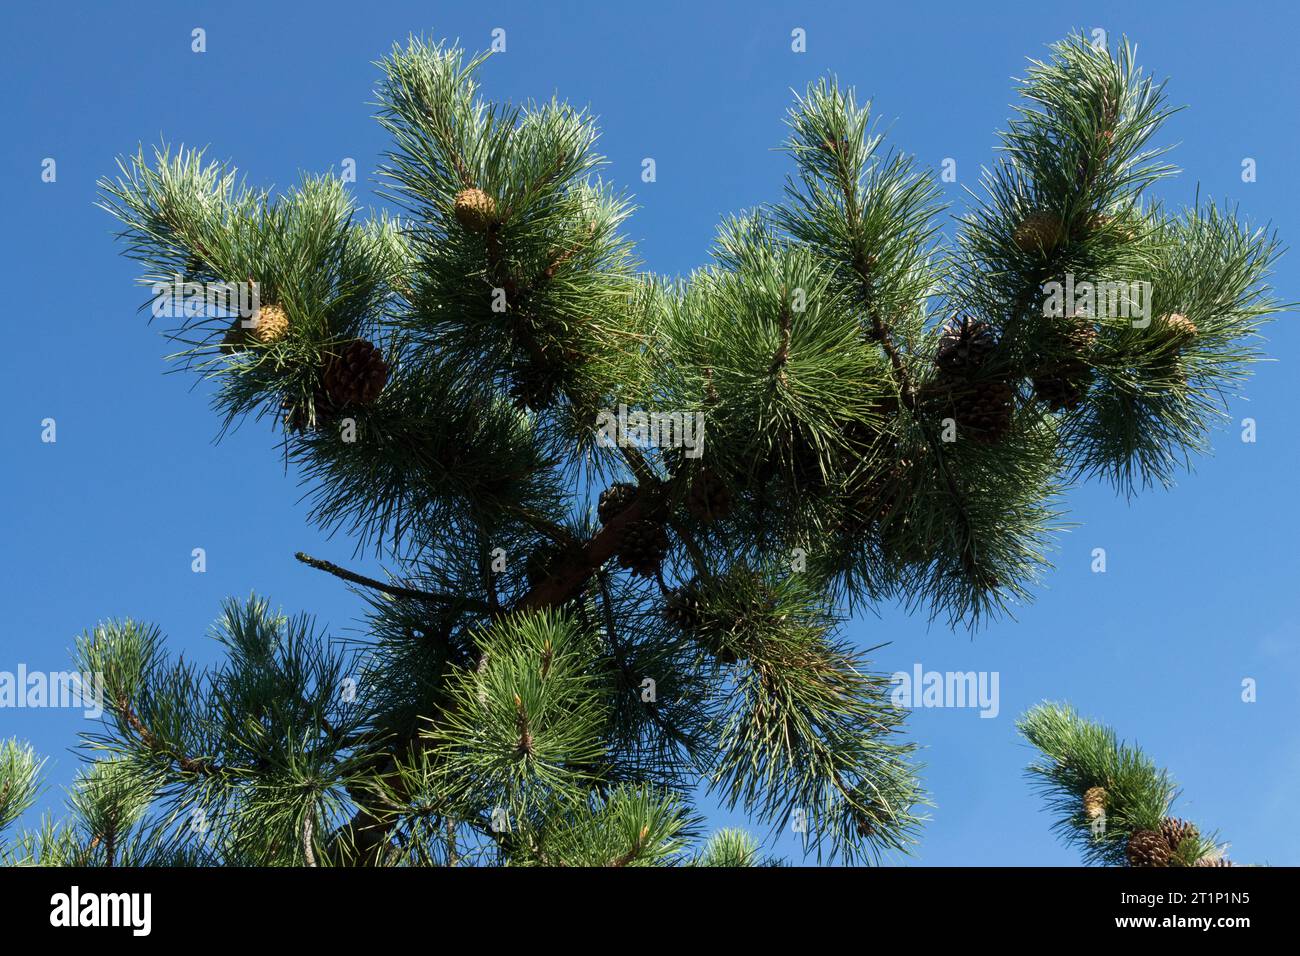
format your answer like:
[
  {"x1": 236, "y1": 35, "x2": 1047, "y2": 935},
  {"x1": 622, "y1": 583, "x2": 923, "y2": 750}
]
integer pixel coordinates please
[{"x1": 294, "y1": 552, "x2": 489, "y2": 612}]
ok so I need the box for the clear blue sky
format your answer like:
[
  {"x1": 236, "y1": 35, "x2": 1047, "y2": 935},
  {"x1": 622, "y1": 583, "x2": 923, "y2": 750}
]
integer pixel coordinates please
[{"x1": 2, "y1": 0, "x2": 1296, "y2": 865}]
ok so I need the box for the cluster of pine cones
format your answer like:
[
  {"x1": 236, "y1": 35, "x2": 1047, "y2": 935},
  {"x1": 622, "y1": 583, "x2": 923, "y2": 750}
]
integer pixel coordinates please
[
  {"x1": 1006, "y1": 209, "x2": 1199, "y2": 406},
  {"x1": 921, "y1": 305, "x2": 1106, "y2": 434},
  {"x1": 1125, "y1": 817, "x2": 1222, "y2": 867},
  {"x1": 596, "y1": 482, "x2": 668, "y2": 578},
  {"x1": 1087, "y1": 787, "x2": 1225, "y2": 867},
  {"x1": 591, "y1": 466, "x2": 733, "y2": 580},
  {"x1": 922, "y1": 316, "x2": 1015, "y2": 444},
  {"x1": 218, "y1": 302, "x2": 389, "y2": 432}
]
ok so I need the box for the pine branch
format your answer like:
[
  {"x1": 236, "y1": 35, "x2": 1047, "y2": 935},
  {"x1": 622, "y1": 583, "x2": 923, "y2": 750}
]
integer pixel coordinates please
[
  {"x1": 1019, "y1": 702, "x2": 1227, "y2": 867},
  {"x1": 116, "y1": 695, "x2": 220, "y2": 778},
  {"x1": 293, "y1": 551, "x2": 488, "y2": 614}
]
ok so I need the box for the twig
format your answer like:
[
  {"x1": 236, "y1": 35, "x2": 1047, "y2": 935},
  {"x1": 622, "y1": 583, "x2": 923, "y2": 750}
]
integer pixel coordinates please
[
  {"x1": 294, "y1": 552, "x2": 488, "y2": 611},
  {"x1": 513, "y1": 694, "x2": 534, "y2": 758},
  {"x1": 104, "y1": 820, "x2": 118, "y2": 869},
  {"x1": 825, "y1": 151, "x2": 979, "y2": 556},
  {"x1": 117, "y1": 696, "x2": 217, "y2": 776},
  {"x1": 445, "y1": 817, "x2": 459, "y2": 867},
  {"x1": 608, "y1": 825, "x2": 650, "y2": 867}
]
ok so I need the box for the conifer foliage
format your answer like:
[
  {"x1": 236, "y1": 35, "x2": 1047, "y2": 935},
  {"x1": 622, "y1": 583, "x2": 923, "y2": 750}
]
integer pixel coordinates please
[
  {"x1": 1, "y1": 35, "x2": 1281, "y2": 866},
  {"x1": 1019, "y1": 703, "x2": 1234, "y2": 867}
]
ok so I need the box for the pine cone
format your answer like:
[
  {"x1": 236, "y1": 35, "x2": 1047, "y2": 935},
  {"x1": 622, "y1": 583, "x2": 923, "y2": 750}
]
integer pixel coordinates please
[
  {"x1": 222, "y1": 303, "x2": 290, "y2": 350},
  {"x1": 615, "y1": 519, "x2": 669, "y2": 577},
  {"x1": 926, "y1": 317, "x2": 1014, "y2": 443},
  {"x1": 1160, "y1": 817, "x2": 1199, "y2": 855},
  {"x1": 923, "y1": 377, "x2": 1014, "y2": 445},
  {"x1": 1032, "y1": 313, "x2": 1098, "y2": 411},
  {"x1": 687, "y1": 468, "x2": 732, "y2": 522},
  {"x1": 851, "y1": 802, "x2": 883, "y2": 839},
  {"x1": 1126, "y1": 829, "x2": 1173, "y2": 867},
  {"x1": 598, "y1": 483, "x2": 638, "y2": 525},
  {"x1": 323, "y1": 339, "x2": 388, "y2": 408},
  {"x1": 1157, "y1": 312, "x2": 1198, "y2": 344},
  {"x1": 1146, "y1": 313, "x2": 1197, "y2": 385},
  {"x1": 789, "y1": 434, "x2": 831, "y2": 492},
  {"x1": 1014, "y1": 211, "x2": 1064, "y2": 255},
  {"x1": 705, "y1": 636, "x2": 739, "y2": 666},
  {"x1": 663, "y1": 583, "x2": 704, "y2": 631},
  {"x1": 935, "y1": 317, "x2": 998, "y2": 376},
  {"x1": 1083, "y1": 786, "x2": 1107, "y2": 820},
  {"x1": 509, "y1": 358, "x2": 563, "y2": 412},
  {"x1": 453, "y1": 187, "x2": 497, "y2": 233},
  {"x1": 525, "y1": 545, "x2": 558, "y2": 590}
]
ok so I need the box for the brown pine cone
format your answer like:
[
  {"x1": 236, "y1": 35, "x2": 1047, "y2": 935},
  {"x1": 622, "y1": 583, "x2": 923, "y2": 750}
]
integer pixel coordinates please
[
  {"x1": 952, "y1": 379, "x2": 1015, "y2": 444},
  {"x1": 921, "y1": 377, "x2": 1014, "y2": 445},
  {"x1": 615, "y1": 519, "x2": 669, "y2": 577},
  {"x1": 597, "y1": 482, "x2": 638, "y2": 525},
  {"x1": 509, "y1": 356, "x2": 566, "y2": 412},
  {"x1": 323, "y1": 339, "x2": 388, "y2": 408},
  {"x1": 1126, "y1": 829, "x2": 1173, "y2": 867},
  {"x1": 935, "y1": 316, "x2": 999, "y2": 376},
  {"x1": 851, "y1": 803, "x2": 881, "y2": 839},
  {"x1": 663, "y1": 583, "x2": 704, "y2": 632},
  {"x1": 1160, "y1": 817, "x2": 1199, "y2": 855},
  {"x1": 525, "y1": 542, "x2": 564, "y2": 590}
]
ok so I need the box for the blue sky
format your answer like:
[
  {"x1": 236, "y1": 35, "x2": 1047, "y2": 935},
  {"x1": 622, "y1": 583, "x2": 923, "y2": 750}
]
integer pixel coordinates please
[{"x1": 2, "y1": 0, "x2": 1296, "y2": 865}]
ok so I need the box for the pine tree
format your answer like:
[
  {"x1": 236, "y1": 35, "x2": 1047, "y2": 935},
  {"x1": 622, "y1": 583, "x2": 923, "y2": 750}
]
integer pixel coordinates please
[
  {"x1": 1019, "y1": 703, "x2": 1234, "y2": 866},
  {"x1": 1, "y1": 34, "x2": 1281, "y2": 866}
]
